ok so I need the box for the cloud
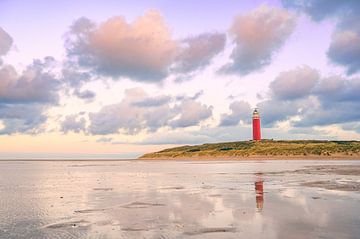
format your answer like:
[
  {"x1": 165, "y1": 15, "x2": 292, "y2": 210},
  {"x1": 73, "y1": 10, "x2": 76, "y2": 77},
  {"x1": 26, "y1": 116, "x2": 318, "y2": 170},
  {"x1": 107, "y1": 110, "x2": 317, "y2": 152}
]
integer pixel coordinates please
[
  {"x1": 314, "y1": 76, "x2": 360, "y2": 105},
  {"x1": 282, "y1": 0, "x2": 360, "y2": 75},
  {"x1": 139, "y1": 131, "x2": 212, "y2": 145},
  {"x1": 61, "y1": 65, "x2": 98, "y2": 101},
  {"x1": 219, "y1": 100, "x2": 252, "y2": 126},
  {"x1": 60, "y1": 114, "x2": 86, "y2": 133},
  {"x1": 295, "y1": 76, "x2": 360, "y2": 127},
  {"x1": 0, "y1": 59, "x2": 59, "y2": 104},
  {"x1": 96, "y1": 137, "x2": 113, "y2": 143},
  {"x1": 74, "y1": 89, "x2": 96, "y2": 100},
  {"x1": 65, "y1": 11, "x2": 227, "y2": 82},
  {"x1": 313, "y1": 75, "x2": 345, "y2": 97},
  {"x1": 218, "y1": 67, "x2": 321, "y2": 128},
  {"x1": 132, "y1": 95, "x2": 171, "y2": 107},
  {"x1": 170, "y1": 99, "x2": 213, "y2": 128},
  {"x1": 257, "y1": 99, "x2": 302, "y2": 126},
  {"x1": 257, "y1": 65, "x2": 360, "y2": 128},
  {"x1": 0, "y1": 58, "x2": 60, "y2": 134},
  {"x1": 282, "y1": 0, "x2": 360, "y2": 22},
  {"x1": 173, "y1": 33, "x2": 226, "y2": 74},
  {"x1": 89, "y1": 104, "x2": 128, "y2": 135},
  {"x1": 88, "y1": 87, "x2": 212, "y2": 135},
  {"x1": 269, "y1": 66, "x2": 319, "y2": 100},
  {"x1": 139, "y1": 124, "x2": 255, "y2": 145},
  {"x1": 341, "y1": 122, "x2": 360, "y2": 134},
  {"x1": 328, "y1": 30, "x2": 360, "y2": 75},
  {"x1": 0, "y1": 104, "x2": 47, "y2": 134},
  {"x1": 0, "y1": 27, "x2": 13, "y2": 56},
  {"x1": 175, "y1": 90, "x2": 204, "y2": 101},
  {"x1": 220, "y1": 5, "x2": 296, "y2": 75},
  {"x1": 295, "y1": 101, "x2": 360, "y2": 127},
  {"x1": 61, "y1": 67, "x2": 92, "y2": 88},
  {"x1": 66, "y1": 11, "x2": 178, "y2": 82},
  {"x1": 190, "y1": 90, "x2": 204, "y2": 100}
]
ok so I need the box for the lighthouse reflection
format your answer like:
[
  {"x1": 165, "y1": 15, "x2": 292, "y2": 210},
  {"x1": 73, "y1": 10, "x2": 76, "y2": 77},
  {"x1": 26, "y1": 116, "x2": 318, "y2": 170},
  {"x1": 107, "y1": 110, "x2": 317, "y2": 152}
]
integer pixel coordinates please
[{"x1": 255, "y1": 173, "x2": 264, "y2": 212}]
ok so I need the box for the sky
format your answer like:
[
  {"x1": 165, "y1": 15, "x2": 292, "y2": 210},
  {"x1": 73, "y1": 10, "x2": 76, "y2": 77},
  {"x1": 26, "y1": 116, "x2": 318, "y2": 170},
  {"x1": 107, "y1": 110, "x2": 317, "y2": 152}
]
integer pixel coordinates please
[{"x1": 1, "y1": 0, "x2": 360, "y2": 159}]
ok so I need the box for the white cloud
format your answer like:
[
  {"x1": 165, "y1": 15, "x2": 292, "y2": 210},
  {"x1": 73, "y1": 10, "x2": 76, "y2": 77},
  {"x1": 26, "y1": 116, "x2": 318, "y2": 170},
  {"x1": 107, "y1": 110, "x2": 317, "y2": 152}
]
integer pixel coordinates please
[
  {"x1": 170, "y1": 99, "x2": 213, "y2": 128},
  {"x1": 88, "y1": 87, "x2": 213, "y2": 135},
  {"x1": 220, "y1": 100, "x2": 252, "y2": 126},
  {"x1": 60, "y1": 114, "x2": 86, "y2": 133}
]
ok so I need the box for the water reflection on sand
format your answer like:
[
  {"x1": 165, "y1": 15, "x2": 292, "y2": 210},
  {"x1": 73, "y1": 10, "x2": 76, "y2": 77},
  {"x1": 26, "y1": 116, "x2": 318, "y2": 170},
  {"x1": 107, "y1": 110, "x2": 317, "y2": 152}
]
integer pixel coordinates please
[
  {"x1": 0, "y1": 160, "x2": 360, "y2": 238},
  {"x1": 255, "y1": 173, "x2": 264, "y2": 212}
]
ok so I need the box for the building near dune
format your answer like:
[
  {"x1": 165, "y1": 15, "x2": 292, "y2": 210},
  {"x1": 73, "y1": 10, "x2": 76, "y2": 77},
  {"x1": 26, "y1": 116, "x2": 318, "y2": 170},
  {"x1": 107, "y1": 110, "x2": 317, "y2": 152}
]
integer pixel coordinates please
[{"x1": 252, "y1": 108, "x2": 261, "y2": 141}]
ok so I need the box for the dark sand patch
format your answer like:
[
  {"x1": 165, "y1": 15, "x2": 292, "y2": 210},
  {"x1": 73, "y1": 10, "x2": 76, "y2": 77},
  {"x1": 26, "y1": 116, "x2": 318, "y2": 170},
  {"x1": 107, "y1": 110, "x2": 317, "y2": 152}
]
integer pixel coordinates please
[
  {"x1": 269, "y1": 165, "x2": 360, "y2": 176},
  {"x1": 94, "y1": 220, "x2": 113, "y2": 226},
  {"x1": 201, "y1": 185, "x2": 215, "y2": 189},
  {"x1": 74, "y1": 208, "x2": 106, "y2": 214},
  {"x1": 302, "y1": 180, "x2": 360, "y2": 191},
  {"x1": 160, "y1": 186, "x2": 185, "y2": 190},
  {"x1": 301, "y1": 165, "x2": 360, "y2": 175},
  {"x1": 93, "y1": 187, "x2": 113, "y2": 191},
  {"x1": 184, "y1": 227, "x2": 236, "y2": 235},
  {"x1": 121, "y1": 201, "x2": 166, "y2": 209},
  {"x1": 43, "y1": 220, "x2": 91, "y2": 229},
  {"x1": 121, "y1": 227, "x2": 149, "y2": 231},
  {"x1": 208, "y1": 194, "x2": 222, "y2": 197}
]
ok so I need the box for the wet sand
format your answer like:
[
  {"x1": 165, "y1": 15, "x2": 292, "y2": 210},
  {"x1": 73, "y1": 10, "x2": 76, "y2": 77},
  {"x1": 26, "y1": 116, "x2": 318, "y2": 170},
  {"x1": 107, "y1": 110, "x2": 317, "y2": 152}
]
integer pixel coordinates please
[{"x1": 0, "y1": 160, "x2": 360, "y2": 238}]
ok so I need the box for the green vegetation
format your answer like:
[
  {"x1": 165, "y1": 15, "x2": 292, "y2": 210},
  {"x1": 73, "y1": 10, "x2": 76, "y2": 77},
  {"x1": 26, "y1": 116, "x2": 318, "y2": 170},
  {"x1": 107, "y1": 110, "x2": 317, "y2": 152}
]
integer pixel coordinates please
[{"x1": 139, "y1": 140, "x2": 360, "y2": 159}]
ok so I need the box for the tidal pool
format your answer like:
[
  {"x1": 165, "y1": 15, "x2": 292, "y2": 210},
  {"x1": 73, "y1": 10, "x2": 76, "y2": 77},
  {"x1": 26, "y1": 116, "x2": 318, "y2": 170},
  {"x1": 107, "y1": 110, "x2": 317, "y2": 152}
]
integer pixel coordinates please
[{"x1": 0, "y1": 160, "x2": 359, "y2": 238}]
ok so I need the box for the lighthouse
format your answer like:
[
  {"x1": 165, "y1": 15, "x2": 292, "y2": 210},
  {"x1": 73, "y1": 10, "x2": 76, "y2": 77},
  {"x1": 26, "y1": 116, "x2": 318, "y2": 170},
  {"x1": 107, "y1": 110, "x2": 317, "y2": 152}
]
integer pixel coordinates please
[{"x1": 252, "y1": 108, "x2": 261, "y2": 141}]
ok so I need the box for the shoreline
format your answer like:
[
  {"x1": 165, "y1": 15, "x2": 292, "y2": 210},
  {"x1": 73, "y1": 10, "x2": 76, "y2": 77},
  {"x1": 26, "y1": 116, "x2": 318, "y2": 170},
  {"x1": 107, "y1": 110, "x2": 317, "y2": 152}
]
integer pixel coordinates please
[{"x1": 139, "y1": 155, "x2": 360, "y2": 161}]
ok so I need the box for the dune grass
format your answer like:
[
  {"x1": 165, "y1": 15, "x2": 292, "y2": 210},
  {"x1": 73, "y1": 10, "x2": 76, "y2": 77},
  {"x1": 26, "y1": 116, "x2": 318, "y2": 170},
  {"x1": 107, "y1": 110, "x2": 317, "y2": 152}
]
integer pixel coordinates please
[{"x1": 140, "y1": 140, "x2": 360, "y2": 159}]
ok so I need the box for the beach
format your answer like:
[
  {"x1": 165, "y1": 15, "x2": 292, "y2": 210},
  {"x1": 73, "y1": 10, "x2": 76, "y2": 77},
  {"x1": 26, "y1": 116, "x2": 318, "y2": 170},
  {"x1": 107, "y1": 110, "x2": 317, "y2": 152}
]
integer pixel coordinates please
[{"x1": 1, "y1": 160, "x2": 360, "y2": 238}]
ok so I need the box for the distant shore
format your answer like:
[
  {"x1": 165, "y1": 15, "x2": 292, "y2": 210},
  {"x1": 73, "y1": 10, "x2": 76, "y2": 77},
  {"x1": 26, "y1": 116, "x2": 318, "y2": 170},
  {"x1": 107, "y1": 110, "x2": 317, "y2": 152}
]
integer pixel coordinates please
[{"x1": 139, "y1": 140, "x2": 360, "y2": 160}]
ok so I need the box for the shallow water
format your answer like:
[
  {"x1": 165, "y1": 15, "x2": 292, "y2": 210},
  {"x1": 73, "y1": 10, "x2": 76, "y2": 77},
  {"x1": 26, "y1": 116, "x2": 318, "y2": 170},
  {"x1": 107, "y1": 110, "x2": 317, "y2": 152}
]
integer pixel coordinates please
[{"x1": 0, "y1": 160, "x2": 359, "y2": 239}]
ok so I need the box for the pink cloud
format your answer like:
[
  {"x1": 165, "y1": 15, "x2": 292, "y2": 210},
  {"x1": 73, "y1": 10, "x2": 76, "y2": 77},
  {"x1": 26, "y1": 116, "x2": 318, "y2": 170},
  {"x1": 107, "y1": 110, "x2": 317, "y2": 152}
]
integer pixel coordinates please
[
  {"x1": 221, "y1": 5, "x2": 296, "y2": 74},
  {"x1": 66, "y1": 10, "x2": 226, "y2": 82}
]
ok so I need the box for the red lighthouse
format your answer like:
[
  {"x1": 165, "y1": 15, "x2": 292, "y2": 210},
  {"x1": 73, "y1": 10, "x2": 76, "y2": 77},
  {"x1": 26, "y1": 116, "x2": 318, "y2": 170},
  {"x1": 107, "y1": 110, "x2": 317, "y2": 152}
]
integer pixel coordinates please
[{"x1": 252, "y1": 108, "x2": 261, "y2": 141}]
